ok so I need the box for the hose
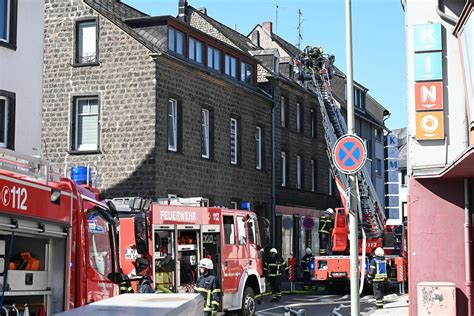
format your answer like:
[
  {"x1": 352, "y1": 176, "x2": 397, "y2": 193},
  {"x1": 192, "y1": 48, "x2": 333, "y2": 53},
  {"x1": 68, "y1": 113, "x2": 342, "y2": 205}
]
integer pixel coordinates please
[{"x1": 0, "y1": 233, "x2": 15, "y2": 310}]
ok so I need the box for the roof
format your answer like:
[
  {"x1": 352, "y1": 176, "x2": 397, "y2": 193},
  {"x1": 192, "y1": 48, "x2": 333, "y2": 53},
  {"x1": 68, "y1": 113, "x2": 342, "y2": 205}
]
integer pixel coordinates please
[{"x1": 271, "y1": 33, "x2": 301, "y2": 58}]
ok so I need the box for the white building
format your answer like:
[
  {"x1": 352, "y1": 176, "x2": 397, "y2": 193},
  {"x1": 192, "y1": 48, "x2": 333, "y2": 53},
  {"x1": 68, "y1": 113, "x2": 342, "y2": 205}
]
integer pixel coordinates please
[{"x1": 0, "y1": 0, "x2": 43, "y2": 155}]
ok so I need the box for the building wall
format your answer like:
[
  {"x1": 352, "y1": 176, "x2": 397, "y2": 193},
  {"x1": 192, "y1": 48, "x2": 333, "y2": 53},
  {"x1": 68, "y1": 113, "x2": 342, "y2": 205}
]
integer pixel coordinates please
[
  {"x1": 42, "y1": 0, "x2": 157, "y2": 196},
  {"x1": 409, "y1": 177, "x2": 468, "y2": 315},
  {"x1": 0, "y1": 0, "x2": 44, "y2": 155}
]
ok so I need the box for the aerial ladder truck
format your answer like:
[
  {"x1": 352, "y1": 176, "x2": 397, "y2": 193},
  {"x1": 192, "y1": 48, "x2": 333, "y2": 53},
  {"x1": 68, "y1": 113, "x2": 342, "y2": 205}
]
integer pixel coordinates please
[{"x1": 297, "y1": 46, "x2": 407, "y2": 293}]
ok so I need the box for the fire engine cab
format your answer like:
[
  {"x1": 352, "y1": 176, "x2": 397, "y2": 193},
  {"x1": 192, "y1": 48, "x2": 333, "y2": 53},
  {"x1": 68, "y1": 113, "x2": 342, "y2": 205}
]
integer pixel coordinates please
[
  {"x1": 115, "y1": 197, "x2": 270, "y2": 316},
  {"x1": 0, "y1": 149, "x2": 124, "y2": 315}
]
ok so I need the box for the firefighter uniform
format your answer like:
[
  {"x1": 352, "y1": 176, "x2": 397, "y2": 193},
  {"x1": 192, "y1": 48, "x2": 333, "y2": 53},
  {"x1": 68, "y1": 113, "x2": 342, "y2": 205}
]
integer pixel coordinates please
[
  {"x1": 318, "y1": 209, "x2": 334, "y2": 255},
  {"x1": 119, "y1": 280, "x2": 134, "y2": 294},
  {"x1": 264, "y1": 249, "x2": 288, "y2": 302},
  {"x1": 195, "y1": 259, "x2": 221, "y2": 315},
  {"x1": 300, "y1": 248, "x2": 312, "y2": 291},
  {"x1": 368, "y1": 248, "x2": 388, "y2": 309}
]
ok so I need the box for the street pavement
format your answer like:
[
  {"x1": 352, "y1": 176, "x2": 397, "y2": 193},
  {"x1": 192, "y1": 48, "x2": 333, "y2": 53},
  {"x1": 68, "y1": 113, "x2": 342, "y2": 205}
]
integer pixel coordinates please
[{"x1": 254, "y1": 291, "x2": 408, "y2": 315}]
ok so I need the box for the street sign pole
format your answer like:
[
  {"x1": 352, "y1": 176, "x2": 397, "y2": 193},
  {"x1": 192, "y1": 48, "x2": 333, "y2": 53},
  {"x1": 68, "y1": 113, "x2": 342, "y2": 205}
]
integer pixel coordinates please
[{"x1": 345, "y1": 0, "x2": 360, "y2": 315}]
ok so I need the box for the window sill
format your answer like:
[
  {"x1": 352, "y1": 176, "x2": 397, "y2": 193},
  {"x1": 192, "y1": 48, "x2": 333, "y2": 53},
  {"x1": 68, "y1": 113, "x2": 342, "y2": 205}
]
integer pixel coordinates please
[
  {"x1": 71, "y1": 62, "x2": 101, "y2": 68},
  {"x1": 0, "y1": 41, "x2": 17, "y2": 51},
  {"x1": 68, "y1": 150, "x2": 101, "y2": 155}
]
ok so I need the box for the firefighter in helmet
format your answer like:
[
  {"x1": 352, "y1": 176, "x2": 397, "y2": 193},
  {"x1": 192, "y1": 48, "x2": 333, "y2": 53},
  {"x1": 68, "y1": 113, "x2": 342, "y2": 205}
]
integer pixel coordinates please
[
  {"x1": 119, "y1": 279, "x2": 134, "y2": 294},
  {"x1": 300, "y1": 248, "x2": 313, "y2": 291},
  {"x1": 368, "y1": 247, "x2": 388, "y2": 309},
  {"x1": 318, "y1": 208, "x2": 334, "y2": 255},
  {"x1": 195, "y1": 258, "x2": 221, "y2": 315},
  {"x1": 264, "y1": 248, "x2": 288, "y2": 302}
]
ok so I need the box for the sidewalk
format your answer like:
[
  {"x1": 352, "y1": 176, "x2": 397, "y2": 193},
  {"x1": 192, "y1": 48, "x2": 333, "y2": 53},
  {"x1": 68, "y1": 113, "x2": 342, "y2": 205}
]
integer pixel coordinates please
[{"x1": 366, "y1": 294, "x2": 409, "y2": 315}]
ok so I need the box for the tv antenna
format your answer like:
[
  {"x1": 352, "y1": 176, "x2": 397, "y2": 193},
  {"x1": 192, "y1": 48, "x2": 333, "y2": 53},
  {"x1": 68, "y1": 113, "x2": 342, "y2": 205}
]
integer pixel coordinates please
[{"x1": 297, "y1": 9, "x2": 303, "y2": 50}]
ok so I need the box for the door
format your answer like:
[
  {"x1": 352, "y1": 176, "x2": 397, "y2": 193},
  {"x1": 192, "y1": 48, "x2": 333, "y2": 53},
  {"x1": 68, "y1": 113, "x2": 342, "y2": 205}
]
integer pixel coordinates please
[
  {"x1": 153, "y1": 225, "x2": 175, "y2": 293},
  {"x1": 221, "y1": 215, "x2": 239, "y2": 292}
]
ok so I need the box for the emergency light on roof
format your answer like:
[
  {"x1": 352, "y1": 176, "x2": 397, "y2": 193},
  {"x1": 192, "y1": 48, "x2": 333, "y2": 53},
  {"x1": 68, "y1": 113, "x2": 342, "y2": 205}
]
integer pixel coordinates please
[
  {"x1": 71, "y1": 166, "x2": 91, "y2": 185},
  {"x1": 241, "y1": 201, "x2": 250, "y2": 210}
]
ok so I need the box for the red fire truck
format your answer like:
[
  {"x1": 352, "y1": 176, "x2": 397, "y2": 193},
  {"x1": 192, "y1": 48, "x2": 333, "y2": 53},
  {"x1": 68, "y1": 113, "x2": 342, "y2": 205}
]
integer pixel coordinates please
[
  {"x1": 115, "y1": 197, "x2": 270, "y2": 316},
  {"x1": 0, "y1": 150, "x2": 124, "y2": 315}
]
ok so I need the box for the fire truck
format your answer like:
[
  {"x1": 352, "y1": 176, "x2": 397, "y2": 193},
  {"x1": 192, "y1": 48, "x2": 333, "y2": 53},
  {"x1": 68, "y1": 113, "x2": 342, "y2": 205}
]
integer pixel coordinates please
[
  {"x1": 297, "y1": 47, "x2": 407, "y2": 292},
  {"x1": 0, "y1": 149, "x2": 125, "y2": 315},
  {"x1": 114, "y1": 197, "x2": 270, "y2": 316}
]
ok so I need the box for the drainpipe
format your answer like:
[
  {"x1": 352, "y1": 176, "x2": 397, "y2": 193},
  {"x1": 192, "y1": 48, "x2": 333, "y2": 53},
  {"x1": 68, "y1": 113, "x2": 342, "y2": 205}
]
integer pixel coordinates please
[
  {"x1": 271, "y1": 95, "x2": 276, "y2": 249},
  {"x1": 436, "y1": 0, "x2": 459, "y2": 26},
  {"x1": 464, "y1": 178, "x2": 472, "y2": 316}
]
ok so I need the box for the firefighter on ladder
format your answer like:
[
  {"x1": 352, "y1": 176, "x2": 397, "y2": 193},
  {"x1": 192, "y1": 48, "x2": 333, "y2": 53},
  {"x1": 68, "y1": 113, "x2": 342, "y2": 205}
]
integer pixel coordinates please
[
  {"x1": 264, "y1": 248, "x2": 288, "y2": 302},
  {"x1": 195, "y1": 258, "x2": 221, "y2": 315},
  {"x1": 318, "y1": 208, "x2": 334, "y2": 255},
  {"x1": 300, "y1": 248, "x2": 313, "y2": 291},
  {"x1": 368, "y1": 247, "x2": 388, "y2": 309}
]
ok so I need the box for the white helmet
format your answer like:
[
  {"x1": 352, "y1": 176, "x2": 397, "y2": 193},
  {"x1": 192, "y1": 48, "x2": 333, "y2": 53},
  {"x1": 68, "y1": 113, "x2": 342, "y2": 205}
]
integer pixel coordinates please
[
  {"x1": 198, "y1": 258, "x2": 214, "y2": 270},
  {"x1": 326, "y1": 208, "x2": 334, "y2": 215},
  {"x1": 375, "y1": 247, "x2": 384, "y2": 257},
  {"x1": 305, "y1": 248, "x2": 312, "y2": 255},
  {"x1": 270, "y1": 248, "x2": 278, "y2": 254}
]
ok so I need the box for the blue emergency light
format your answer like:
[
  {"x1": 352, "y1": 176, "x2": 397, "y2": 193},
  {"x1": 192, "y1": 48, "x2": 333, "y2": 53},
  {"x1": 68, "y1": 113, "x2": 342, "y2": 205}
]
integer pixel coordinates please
[
  {"x1": 71, "y1": 166, "x2": 91, "y2": 185},
  {"x1": 241, "y1": 201, "x2": 250, "y2": 210}
]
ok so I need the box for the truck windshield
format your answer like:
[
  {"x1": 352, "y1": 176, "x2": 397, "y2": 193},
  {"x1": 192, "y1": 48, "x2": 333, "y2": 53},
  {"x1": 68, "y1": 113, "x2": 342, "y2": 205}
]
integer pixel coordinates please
[{"x1": 87, "y1": 210, "x2": 114, "y2": 277}]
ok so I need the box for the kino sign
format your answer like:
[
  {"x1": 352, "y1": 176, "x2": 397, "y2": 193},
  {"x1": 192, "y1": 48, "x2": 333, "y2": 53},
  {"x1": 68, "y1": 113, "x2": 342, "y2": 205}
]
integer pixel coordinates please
[{"x1": 413, "y1": 23, "x2": 444, "y2": 140}]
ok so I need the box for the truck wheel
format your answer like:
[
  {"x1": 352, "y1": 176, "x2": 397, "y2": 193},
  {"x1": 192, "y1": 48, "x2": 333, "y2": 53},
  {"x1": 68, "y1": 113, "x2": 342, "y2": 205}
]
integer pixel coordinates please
[{"x1": 239, "y1": 286, "x2": 256, "y2": 316}]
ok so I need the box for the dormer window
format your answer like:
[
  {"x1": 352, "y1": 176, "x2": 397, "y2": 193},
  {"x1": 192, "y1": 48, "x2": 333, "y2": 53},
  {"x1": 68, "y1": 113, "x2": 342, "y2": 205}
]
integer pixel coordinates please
[
  {"x1": 168, "y1": 27, "x2": 184, "y2": 56},
  {"x1": 189, "y1": 37, "x2": 203, "y2": 64},
  {"x1": 241, "y1": 62, "x2": 253, "y2": 85},
  {"x1": 225, "y1": 54, "x2": 237, "y2": 79}
]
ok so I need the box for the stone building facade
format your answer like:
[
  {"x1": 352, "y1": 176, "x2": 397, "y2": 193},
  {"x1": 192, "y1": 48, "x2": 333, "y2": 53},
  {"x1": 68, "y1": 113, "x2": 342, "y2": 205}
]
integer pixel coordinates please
[{"x1": 42, "y1": 0, "x2": 272, "y2": 214}]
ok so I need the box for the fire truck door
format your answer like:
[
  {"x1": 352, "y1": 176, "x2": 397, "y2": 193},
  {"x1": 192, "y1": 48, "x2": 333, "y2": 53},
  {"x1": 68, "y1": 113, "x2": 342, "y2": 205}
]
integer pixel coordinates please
[
  {"x1": 222, "y1": 215, "x2": 239, "y2": 292},
  {"x1": 153, "y1": 225, "x2": 175, "y2": 293},
  {"x1": 201, "y1": 225, "x2": 221, "y2": 285},
  {"x1": 176, "y1": 225, "x2": 200, "y2": 293}
]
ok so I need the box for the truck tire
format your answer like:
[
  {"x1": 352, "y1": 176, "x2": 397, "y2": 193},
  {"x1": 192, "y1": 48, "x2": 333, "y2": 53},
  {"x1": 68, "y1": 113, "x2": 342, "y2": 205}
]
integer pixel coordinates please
[{"x1": 239, "y1": 286, "x2": 256, "y2": 316}]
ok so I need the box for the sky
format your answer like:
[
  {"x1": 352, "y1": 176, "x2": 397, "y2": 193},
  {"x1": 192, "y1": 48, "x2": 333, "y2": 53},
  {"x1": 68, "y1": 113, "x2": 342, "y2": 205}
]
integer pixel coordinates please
[{"x1": 124, "y1": 0, "x2": 407, "y2": 130}]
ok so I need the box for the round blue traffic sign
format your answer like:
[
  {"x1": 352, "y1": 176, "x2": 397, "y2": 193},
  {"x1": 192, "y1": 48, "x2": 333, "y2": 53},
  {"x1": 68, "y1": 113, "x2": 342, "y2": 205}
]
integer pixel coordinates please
[{"x1": 332, "y1": 134, "x2": 367, "y2": 174}]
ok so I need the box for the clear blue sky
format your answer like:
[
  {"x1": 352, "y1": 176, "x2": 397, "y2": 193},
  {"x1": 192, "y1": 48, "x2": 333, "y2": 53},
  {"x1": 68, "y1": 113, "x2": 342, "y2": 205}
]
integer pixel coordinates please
[{"x1": 124, "y1": 0, "x2": 407, "y2": 130}]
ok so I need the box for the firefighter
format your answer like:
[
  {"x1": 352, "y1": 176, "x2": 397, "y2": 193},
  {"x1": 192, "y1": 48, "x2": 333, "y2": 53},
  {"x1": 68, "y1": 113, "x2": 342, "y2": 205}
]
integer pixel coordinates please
[
  {"x1": 318, "y1": 208, "x2": 334, "y2": 255},
  {"x1": 119, "y1": 279, "x2": 134, "y2": 294},
  {"x1": 300, "y1": 248, "x2": 313, "y2": 291},
  {"x1": 368, "y1": 247, "x2": 388, "y2": 309},
  {"x1": 195, "y1": 258, "x2": 221, "y2": 315},
  {"x1": 264, "y1": 248, "x2": 288, "y2": 302}
]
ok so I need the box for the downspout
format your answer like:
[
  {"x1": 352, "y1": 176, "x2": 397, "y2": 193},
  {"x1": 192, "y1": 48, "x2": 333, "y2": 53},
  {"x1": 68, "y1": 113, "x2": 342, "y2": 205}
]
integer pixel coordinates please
[
  {"x1": 436, "y1": 0, "x2": 459, "y2": 26},
  {"x1": 464, "y1": 178, "x2": 472, "y2": 316},
  {"x1": 271, "y1": 95, "x2": 276, "y2": 249}
]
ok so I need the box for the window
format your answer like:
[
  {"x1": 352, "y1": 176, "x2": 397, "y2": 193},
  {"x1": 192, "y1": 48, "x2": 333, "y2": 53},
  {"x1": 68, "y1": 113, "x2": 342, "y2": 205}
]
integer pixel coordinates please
[
  {"x1": 223, "y1": 215, "x2": 236, "y2": 245},
  {"x1": 189, "y1": 37, "x2": 203, "y2": 64},
  {"x1": 311, "y1": 159, "x2": 316, "y2": 192},
  {"x1": 296, "y1": 103, "x2": 302, "y2": 132},
  {"x1": 296, "y1": 155, "x2": 302, "y2": 189},
  {"x1": 241, "y1": 62, "x2": 253, "y2": 84},
  {"x1": 328, "y1": 171, "x2": 333, "y2": 195},
  {"x1": 225, "y1": 54, "x2": 237, "y2": 78},
  {"x1": 0, "y1": 92, "x2": 14, "y2": 149},
  {"x1": 168, "y1": 99, "x2": 178, "y2": 152},
  {"x1": 273, "y1": 56, "x2": 280, "y2": 73},
  {"x1": 365, "y1": 138, "x2": 372, "y2": 160},
  {"x1": 73, "y1": 96, "x2": 99, "y2": 152},
  {"x1": 248, "y1": 216, "x2": 257, "y2": 245},
  {"x1": 375, "y1": 128, "x2": 383, "y2": 142},
  {"x1": 280, "y1": 96, "x2": 286, "y2": 127},
  {"x1": 76, "y1": 19, "x2": 98, "y2": 64},
  {"x1": 230, "y1": 118, "x2": 238, "y2": 164},
  {"x1": 237, "y1": 216, "x2": 247, "y2": 245},
  {"x1": 255, "y1": 126, "x2": 262, "y2": 170},
  {"x1": 310, "y1": 109, "x2": 316, "y2": 138},
  {"x1": 168, "y1": 27, "x2": 184, "y2": 56},
  {"x1": 281, "y1": 151, "x2": 287, "y2": 187},
  {"x1": 207, "y1": 46, "x2": 221, "y2": 71},
  {"x1": 375, "y1": 158, "x2": 382, "y2": 176},
  {"x1": 401, "y1": 169, "x2": 408, "y2": 187},
  {"x1": 0, "y1": 0, "x2": 16, "y2": 49},
  {"x1": 230, "y1": 201, "x2": 238, "y2": 209},
  {"x1": 201, "y1": 109, "x2": 210, "y2": 158},
  {"x1": 87, "y1": 210, "x2": 113, "y2": 277},
  {"x1": 354, "y1": 88, "x2": 366, "y2": 110}
]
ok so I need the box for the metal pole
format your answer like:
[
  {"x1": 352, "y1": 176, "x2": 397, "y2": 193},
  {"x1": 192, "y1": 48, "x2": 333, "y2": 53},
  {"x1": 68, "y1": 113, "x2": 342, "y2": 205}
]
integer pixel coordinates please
[{"x1": 345, "y1": 0, "x2": 360, "y2": 315}]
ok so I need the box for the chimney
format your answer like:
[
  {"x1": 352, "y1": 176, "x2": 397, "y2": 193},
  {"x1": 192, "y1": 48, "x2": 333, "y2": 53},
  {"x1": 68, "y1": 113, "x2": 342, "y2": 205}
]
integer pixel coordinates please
[
  {"x1": 178, "y1": 0, "x2": 188, "y2": 22},
  {"x1": 263, "y1": 21, "x2": 272, "y2": 34}
]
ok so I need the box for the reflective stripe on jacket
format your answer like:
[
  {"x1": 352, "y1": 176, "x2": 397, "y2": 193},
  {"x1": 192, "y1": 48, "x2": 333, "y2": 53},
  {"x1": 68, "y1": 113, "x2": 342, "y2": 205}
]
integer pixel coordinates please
[
  {"x1": 318, "y1": 215, "x2": 334, "y2": 234},
  {"x1": 368, "y1": 256, "x2": 388, "y2": 282},
  {"x1": 195, "y1": 272, "x2": 221, "y2": 312},
  {"x1": 301, "y1": 254, "x2": 312, "y2": 272},
  {"x1": 264, "y1": 255, "x2": 288, "y2": 277}
]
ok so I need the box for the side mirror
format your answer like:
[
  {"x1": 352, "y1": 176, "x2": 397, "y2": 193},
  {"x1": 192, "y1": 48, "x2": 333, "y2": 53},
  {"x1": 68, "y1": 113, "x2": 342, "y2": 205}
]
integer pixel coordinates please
[{"x1": 107, "y1": 272, "x2": 128, "y2": 284}]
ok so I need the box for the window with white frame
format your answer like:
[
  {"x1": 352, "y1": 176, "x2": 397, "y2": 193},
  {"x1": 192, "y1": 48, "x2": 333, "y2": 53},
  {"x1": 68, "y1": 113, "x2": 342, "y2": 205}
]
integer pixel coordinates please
[
  {"x1": 230, "y1": 118, "x2": 238, "y2": 164},
  {"x1": 168, "y1": 27, "x2": 184, "y2": 56},
  {"x1": 241, "y1": 62, "x2": 253, "y2": 84},
  {"x1": 0, "y1": 96, "x2": 9, "y2": 147},
  {"x1": 201, "y1": 109, "x2": 210, "y2": 159},
  {"x1": 73, "y1": 96, "x2": 99, "y2": 151},
  {"x1": 225, "y1": 54, "x2": 237, "y2": 78},
  {"x1": 255, "y1": 126, "x2": 262, "y2": 170},
  {"x1": 281, "y1": 151, "x2": 287, "y2": 187},
  {"x1": 280, "y1": 96, "x2": 286, "y2": 127},
  {"x1": 207, "y1": 46, "x2": 221, "y2": 71},
  {"x1": 310, "y1": 109, "x2": 316, "y2": 138},
  {"x1": 296, "y1": 155, "x2": 302, "y2": 189},
  {"x1": 311, "y1": 159, "x2": 316, "y2": 192},
  {"x1": 168, "y1": 99, "x2": 178, "y2": 152},
  {"x1": 76, "y1": 20, "x2": 98, "y2": 64},
  {"x1": 189, "y1": 37, "x2": 203, "y2": 64},
  {"x1": 296, "y1": 103, "x2": 301, "y2": 132}
]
